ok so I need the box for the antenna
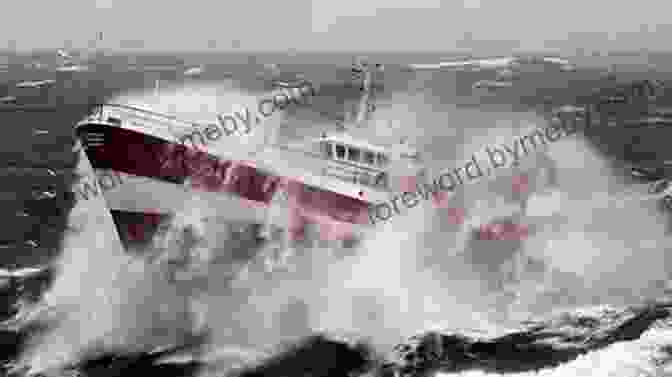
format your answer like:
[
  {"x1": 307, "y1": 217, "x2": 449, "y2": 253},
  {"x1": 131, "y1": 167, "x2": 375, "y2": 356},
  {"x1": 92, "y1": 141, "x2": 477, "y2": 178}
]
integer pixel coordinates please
[
  {"x1": 355, "y1": 67, "x2": 372, "y2": 124},
  {"x1": 95, "y1": 31, "x2": 103, "y2": 59},
  {"x1": 350, "y1": 58, "x2": 383, "y2": 127}
]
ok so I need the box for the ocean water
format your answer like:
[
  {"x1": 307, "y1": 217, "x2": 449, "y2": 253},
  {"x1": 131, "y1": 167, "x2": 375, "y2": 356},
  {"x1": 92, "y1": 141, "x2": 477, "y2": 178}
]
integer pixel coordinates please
[{"x1": 0, "y1": 51, "x2": 671, "y2": 377}]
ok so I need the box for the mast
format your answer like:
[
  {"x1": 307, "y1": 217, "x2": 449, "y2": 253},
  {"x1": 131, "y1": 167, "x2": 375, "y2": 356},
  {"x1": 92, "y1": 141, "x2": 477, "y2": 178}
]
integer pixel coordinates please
[
  {"x1": 349, "y1": 58, "x2": 381, "y2": 128},
  {"x1": 355, "y1": 65, "x2": 373, "y2": 124}
]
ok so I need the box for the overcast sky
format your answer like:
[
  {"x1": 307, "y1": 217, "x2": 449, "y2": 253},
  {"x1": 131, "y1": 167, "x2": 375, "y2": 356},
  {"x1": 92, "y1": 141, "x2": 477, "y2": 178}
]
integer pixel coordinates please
[{"x1": 1, "y1": 0, "x2": 669, "y2": 52}]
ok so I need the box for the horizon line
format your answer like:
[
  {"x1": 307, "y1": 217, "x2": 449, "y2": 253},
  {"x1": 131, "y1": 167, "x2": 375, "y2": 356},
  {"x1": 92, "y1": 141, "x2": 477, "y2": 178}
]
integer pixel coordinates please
[{"x1": 1, "y1": 47, "x2": 671, "y2": 56}]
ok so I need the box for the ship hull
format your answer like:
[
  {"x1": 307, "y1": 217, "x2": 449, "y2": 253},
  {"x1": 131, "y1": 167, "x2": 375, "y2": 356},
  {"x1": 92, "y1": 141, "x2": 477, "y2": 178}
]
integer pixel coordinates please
[{"x1": 74, "y1": 120, "x2": 373, "y2": 244}]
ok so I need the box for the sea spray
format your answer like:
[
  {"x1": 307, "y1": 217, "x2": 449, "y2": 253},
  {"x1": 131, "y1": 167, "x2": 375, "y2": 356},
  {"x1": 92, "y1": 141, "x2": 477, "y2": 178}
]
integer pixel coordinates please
[
  {"x1": 537, "y1": 132, "x2": 670, "y2": 296},
  {"x1": 13, "y1": 226, "x2": 199, "y2": 375},
  {"x1": 13, "y1": 142, "x2": 201, "y2": 375},
  {"x1": 15, "y1": 72, "x2": 672, "y2": 377}
]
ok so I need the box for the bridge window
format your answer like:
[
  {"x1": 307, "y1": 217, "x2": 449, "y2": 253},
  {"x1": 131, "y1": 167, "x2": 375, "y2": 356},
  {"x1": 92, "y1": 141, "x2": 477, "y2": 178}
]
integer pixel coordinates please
[
  {"x1": 321, "y1": 141, "x2": 333, "y2": 159},
  {"x1": 377, "y1": 153, "x2": 389, "y2": 167},
  {"x1": 335, "y1": 144, "x2": 346, "y2": 159},
  {"x1": 348, "y1": 148, "x2": 361, "y2": 163},
  {"x1": 364, "y1": 151, "x2": 376, "y2": 165}
]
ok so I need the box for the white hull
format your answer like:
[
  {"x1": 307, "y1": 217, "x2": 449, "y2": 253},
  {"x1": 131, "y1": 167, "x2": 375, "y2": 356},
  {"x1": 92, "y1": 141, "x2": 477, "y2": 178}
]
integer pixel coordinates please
[{"x1": 74, "y1": 100, "x2": 425, "y2": 243}]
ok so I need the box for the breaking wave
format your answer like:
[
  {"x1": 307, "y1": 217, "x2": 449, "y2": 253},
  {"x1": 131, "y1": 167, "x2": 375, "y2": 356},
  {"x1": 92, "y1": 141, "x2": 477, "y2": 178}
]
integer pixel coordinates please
[{"x1": 3, "y1": 71, "x2": 671, "y2": 377}]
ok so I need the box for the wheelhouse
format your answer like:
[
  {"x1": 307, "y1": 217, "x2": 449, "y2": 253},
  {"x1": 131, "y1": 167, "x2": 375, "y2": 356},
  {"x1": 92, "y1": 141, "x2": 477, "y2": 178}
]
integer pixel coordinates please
[{"x1": 319, "y1": 139, "x2": 390, "y2": 170}]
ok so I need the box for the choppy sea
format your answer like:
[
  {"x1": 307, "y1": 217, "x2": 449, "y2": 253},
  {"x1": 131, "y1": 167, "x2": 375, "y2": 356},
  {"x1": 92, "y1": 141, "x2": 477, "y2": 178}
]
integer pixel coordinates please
[{"x1": 0, "y1": 51, "x2": 671, "y2": 377}]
